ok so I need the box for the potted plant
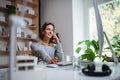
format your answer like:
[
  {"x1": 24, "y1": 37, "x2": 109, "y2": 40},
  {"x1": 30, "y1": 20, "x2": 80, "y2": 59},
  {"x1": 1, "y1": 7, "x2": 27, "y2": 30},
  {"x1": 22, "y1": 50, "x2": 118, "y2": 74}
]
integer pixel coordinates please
[
  {"x1": 75, "y1": 40, "x2": 99, "y2": 61},
  {"x1": 76, "y1": 39, "x2": 109, "y2": 61},
  {"x1": 6, "y1": 5, "x2": 16, "y2": 15}
]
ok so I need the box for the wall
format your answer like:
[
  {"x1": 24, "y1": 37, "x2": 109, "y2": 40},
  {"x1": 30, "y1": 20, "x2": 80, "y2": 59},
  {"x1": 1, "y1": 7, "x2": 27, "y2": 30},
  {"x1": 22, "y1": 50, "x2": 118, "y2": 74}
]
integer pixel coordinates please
[
  {"x1": 72, "y1": 0, "x2": 86, "y2": 56},
  {"x1": 41, "y1": 0, "x2": 73, "y2": 56},
  {"x1": 40, "y1": 0, "x2": 91, "y2": 56},
  {"x1": 40, "y1": 0, "x2": 113, "y2": 56}
]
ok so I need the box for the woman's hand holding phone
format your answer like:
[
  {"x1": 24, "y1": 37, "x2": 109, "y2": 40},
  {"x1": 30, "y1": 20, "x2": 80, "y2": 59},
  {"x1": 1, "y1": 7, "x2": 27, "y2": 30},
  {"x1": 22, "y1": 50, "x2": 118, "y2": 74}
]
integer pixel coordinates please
[{"x1": 52, "y1": 33, "x2": 59, "y2": 43}]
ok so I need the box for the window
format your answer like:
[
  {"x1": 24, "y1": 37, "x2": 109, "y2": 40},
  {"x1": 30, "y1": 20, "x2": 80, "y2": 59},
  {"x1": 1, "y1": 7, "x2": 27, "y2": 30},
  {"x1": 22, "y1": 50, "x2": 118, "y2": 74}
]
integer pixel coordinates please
[{"x1": 90, "y1": 0, "x2": 120, "y2": 46}]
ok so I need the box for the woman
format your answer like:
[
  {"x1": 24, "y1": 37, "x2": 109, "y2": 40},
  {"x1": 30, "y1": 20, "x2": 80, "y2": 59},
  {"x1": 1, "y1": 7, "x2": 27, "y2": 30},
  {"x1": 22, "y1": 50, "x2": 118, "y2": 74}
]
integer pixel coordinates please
[{"x1": 31, "y1": 22, "x2": 63, "y2": 64}]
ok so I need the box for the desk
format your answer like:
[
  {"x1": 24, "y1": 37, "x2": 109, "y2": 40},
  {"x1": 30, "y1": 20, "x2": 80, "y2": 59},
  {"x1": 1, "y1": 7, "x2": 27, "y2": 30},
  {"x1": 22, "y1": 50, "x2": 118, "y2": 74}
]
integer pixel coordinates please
[{"x1": 2, "y1": 62, "x2": 120, "y2": 80}]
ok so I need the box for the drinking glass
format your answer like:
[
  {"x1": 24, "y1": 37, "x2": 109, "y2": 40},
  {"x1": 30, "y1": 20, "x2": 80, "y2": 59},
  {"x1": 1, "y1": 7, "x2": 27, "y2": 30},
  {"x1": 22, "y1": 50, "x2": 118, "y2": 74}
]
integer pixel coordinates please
[{"x1": 72, "y1": 56, "x2": 81, "y2": 71}]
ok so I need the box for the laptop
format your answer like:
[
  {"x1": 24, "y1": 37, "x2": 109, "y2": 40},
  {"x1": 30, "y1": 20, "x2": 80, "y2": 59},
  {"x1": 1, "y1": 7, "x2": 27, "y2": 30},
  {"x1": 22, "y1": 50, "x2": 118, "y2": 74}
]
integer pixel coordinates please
[{"x1": 57, "y1": 61, "x2": 72, "y2": 66}]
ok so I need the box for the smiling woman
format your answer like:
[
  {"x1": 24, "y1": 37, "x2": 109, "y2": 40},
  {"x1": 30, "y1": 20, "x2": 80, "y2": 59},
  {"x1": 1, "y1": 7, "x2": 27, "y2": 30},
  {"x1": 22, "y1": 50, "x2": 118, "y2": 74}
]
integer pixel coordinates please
[{"x1": 31, "y1": 22, "x2": 64, "y2": 64}]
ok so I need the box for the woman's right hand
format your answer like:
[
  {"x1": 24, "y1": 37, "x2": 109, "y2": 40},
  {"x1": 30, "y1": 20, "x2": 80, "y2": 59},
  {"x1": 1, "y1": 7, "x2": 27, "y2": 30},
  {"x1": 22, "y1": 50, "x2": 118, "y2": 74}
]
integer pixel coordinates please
[
  {"x1": 52, "y1": 33, "x2": 59, "y2": 43},
  {"x1": 48, "y1": 57, "x2": 59, "y2": 64}
]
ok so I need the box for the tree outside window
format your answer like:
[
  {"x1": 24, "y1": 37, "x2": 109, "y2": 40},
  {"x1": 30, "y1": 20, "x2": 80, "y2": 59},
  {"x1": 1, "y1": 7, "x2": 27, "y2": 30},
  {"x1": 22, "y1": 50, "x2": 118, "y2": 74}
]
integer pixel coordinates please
[{"x1": 90, "y1": 0, "x2": 120, "y2": 58}]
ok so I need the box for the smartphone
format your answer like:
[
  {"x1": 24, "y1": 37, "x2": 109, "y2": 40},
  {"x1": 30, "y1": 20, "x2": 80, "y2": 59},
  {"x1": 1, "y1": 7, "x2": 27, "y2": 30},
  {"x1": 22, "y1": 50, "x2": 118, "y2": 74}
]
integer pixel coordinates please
[
  {"x1": 50, "y1": 35, "x2": 55, "y2": 43},
  {"x1": 50, "y1": 32, "x2": 57, "y2": 43},
  {"x1": 50, "y1": 33, "x2": 60, "y2": 43}
]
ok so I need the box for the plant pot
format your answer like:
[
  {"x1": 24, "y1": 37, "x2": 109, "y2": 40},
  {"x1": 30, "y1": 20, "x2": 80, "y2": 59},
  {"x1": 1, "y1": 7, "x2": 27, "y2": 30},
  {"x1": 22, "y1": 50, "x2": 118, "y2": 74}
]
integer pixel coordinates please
[
  {"x1": 80, "y1": 60, "x2": 93, "y2": 67},
  {"x1": 6, "y1": 5, "x2": 16, "y2": 15}
]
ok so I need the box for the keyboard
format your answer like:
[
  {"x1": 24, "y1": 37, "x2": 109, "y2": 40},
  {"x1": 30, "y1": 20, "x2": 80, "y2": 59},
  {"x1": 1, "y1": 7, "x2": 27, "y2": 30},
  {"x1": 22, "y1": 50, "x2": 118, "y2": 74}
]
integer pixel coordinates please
[{"x1": 57, "y1": 61, "x2": 72, "y2": 66}]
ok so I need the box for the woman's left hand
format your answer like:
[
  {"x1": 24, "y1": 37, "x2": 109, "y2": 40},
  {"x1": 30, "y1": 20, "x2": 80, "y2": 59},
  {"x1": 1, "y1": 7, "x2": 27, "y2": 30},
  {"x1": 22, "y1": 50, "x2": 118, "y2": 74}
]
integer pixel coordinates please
[{"x1": 48, "y1": 57, "x2": 60, "y2": 64}]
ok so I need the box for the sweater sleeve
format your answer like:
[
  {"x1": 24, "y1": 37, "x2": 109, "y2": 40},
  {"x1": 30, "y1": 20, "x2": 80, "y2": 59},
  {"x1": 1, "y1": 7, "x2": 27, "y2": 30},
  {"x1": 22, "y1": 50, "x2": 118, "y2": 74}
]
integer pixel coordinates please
[
  {"x1": 31, "y1": 42, "x2": 52, "y2": 62},
  {"x1": 55, "y1": 42, "x2": 64, "y2": 61}
]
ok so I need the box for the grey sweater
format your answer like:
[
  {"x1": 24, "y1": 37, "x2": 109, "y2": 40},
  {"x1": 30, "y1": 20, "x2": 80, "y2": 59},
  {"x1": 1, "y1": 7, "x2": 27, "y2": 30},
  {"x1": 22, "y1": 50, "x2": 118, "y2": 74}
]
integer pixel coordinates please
[{"x1": 31, "y1": 42, "x2": 63, "y2": 62}]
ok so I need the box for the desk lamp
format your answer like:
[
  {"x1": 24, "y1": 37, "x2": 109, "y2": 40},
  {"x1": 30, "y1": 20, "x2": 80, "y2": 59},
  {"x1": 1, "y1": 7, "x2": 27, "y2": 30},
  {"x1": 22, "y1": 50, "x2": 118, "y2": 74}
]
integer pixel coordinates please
[
  {"x1": 9, "y1": 15, "x2": 26, "y2": 80},
  {"x1": 93, "y1": 0, "x2": 118, "y2": 64},
  {"x1": 8, "y1": 1, "x2": 37, "y2": 80}
]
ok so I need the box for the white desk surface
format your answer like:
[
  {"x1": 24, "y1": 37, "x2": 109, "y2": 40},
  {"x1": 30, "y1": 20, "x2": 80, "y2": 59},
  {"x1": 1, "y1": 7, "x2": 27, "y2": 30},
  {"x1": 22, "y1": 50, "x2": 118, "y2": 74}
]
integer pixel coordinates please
[{"x1": 1, "y1": 62, "x2": 120, "y2": 80}]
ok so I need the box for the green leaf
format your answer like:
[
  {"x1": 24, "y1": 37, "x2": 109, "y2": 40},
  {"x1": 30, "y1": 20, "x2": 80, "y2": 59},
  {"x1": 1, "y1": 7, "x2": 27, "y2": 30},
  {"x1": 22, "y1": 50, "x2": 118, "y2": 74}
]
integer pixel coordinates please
[
  {"x1": 84, "y1": 48, "x2": 95, "y2": 60},
  {"x1": 91, "y1": 40, "x2": 99, "y2": 50},
  {"x1": 81, "y1": 53, "x2": 95, "y2": 61},
  {"x1": 95, "y1": 50, "x2": 99, "y2": 54},
  {"x1": 115, "y1": 48, "x2": 120, "y2": 51},
  {"x1": 85, "y1": 48, "x2": 94, "y2": 54},
  {"x1": 117, "y1": 40, "x2": 120, "y2": 45},
  {"x1": 81, "y1": 54, "x2": 88, "y2": 60},
  {"x1": 104, "y1": 47, "x2": 110, "y2": 49},
  {"x1": 102, "y1": 55, "x2": 108, "y2": 62},
  {"x1": 90, "y1": 53, "x2": 95, "y2": 60},
  {"x1": 85, "y1": 40, "x2": 91, "y2": 47},
  {"x1": 75, "y1": 47, "x2": 81, "y2": 53},
  {"x1": 77, "y1": 41, "x2": 84, "y2": 45}
]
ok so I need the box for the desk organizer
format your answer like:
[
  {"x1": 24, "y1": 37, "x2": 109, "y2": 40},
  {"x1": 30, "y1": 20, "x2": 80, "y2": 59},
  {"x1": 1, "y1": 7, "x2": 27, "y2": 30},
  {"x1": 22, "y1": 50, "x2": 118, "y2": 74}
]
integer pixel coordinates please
[{"x1": 16, "y1": 56, "x2": 37, "y2": 71}]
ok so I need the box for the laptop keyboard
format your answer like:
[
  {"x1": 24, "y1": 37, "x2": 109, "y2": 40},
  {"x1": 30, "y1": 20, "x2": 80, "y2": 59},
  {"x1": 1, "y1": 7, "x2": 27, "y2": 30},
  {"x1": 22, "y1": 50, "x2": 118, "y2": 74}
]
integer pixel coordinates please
[{"x1": 57, "y1": 61, "x2": 72, "y2": 66}]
